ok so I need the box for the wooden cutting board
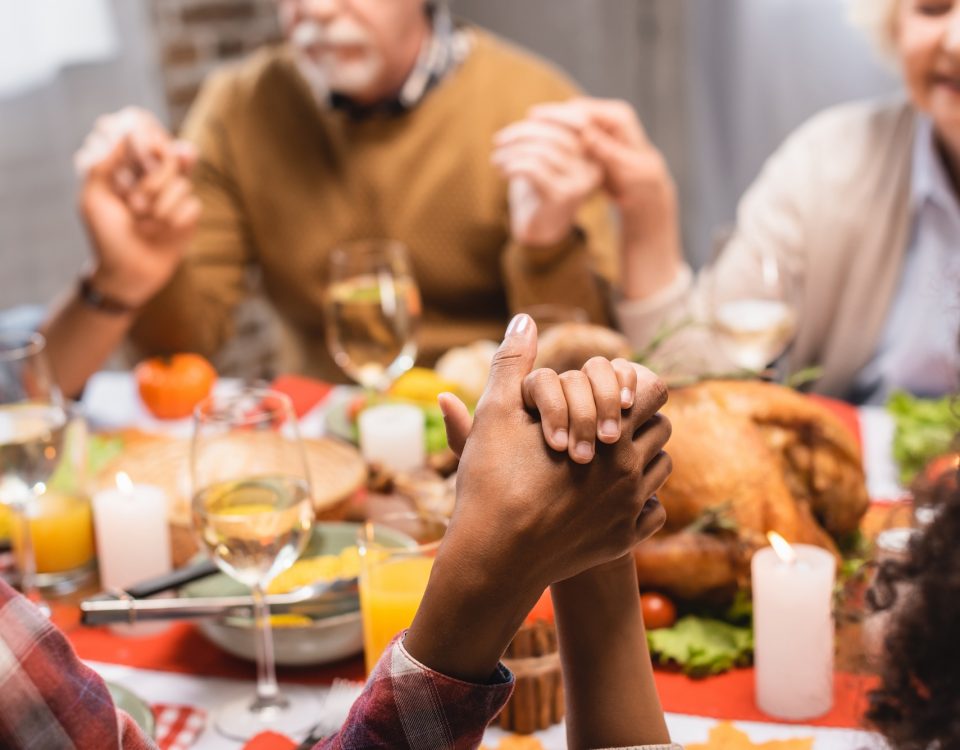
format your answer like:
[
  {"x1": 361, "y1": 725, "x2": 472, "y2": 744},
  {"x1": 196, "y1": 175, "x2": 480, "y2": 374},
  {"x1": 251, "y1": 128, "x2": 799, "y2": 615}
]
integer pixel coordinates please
[{"x1": 94, "y1": 430, "x2": 367, "y2": 566}]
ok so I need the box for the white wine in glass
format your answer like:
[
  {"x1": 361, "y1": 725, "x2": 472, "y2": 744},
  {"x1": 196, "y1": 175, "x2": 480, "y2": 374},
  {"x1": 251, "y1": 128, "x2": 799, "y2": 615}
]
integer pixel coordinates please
[
  {"x1": 191, "y1": 387, "x2": 317, "y2": 740},
  {"x1": 194, "y1": 476, "x2": 312, "y2": 588},
  {"x1": 712, "y1": 299, "x2": 796, "y2": 373},
  {"x1": 708, "y1": 245, "x2": 797, "y2": 374},
  {"x1": 0, "y1": 332, "x2": 67, "y2": 615},
  {"x1": 325, "y1": 240, "x2": 421, "y2": 391}
]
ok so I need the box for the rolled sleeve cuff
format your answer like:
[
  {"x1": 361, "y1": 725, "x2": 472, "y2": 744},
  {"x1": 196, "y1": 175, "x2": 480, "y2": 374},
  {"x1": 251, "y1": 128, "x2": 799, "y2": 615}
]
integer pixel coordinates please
[
  {"x1": 393, "y1": 633, "x2": 514, "y2": 689},
  {"x1": 616, "y1": 264, "x2": 693, "y2": 347},
  {"x1": 331, "y1": 632, "x2": 513, "y2": 749}
]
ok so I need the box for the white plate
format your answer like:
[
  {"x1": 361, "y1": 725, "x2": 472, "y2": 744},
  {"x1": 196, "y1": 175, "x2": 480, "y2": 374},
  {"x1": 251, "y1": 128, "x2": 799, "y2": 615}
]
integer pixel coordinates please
[{"x1": 106, "y1": 681, "x2": 156, "y2": 738}]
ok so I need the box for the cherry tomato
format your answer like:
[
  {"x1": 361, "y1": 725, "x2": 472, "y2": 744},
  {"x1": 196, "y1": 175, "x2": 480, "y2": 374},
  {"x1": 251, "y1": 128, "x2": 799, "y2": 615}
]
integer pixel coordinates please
[{"x1": 640, "y1": 592, "x2": 677, "y2": 630}]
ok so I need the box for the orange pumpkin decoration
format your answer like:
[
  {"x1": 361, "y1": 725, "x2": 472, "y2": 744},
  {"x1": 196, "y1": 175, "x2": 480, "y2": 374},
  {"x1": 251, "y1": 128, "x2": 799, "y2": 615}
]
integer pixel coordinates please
[{"x1": 135, "y1": 354, "x2": 217, "y2": 420}]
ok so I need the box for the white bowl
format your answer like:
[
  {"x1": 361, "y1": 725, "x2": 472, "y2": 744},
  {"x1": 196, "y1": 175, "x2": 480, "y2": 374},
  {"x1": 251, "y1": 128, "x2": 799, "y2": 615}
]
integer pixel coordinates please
[{"x1": 198, "y1": 609, "x2": 364, "y2": 667}]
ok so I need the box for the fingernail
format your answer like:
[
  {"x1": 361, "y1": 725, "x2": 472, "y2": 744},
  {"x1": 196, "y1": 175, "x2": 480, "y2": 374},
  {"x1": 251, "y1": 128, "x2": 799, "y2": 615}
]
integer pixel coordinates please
[
  {"x1": 621, "y1": 388, "x2": 634, "y2": 407},
  {"x1": 574, "y1": 441, "x2": 594, "y2": 461},
  {"x1": 553, "y1": 429, "x2": 568, "y2": 449},
  {"x1": 600, "y1": 420, "x2": 619, "y2": 438},
  {"x1": 437, "y1": 392, "x2": 453, "y2": 417},
  {"x1": 506, "y1": 313, "x2": 531, "y2": 337}
]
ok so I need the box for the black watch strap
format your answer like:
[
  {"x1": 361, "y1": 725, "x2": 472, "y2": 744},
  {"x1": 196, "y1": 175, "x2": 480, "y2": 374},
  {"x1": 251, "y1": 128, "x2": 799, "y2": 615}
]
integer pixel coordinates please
[{"x1": 78, "y1": 276, "x2": 138, "y2": 315}]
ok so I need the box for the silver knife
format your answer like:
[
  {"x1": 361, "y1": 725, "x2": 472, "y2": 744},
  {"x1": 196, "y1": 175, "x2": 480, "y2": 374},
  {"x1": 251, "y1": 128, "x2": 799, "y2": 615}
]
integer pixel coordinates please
[{"x1": 80, "y1": 578, "x2": 358, "y2": 626}]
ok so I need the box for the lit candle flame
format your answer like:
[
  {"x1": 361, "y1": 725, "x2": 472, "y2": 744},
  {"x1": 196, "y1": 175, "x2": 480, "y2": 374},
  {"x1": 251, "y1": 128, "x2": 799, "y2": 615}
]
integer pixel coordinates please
[
  {"x1": 767, "y1": 531, "x2": 797, "y2": 564},
  {"x1": 115, "y1": 471, "x2": 134, "y2": 494}
]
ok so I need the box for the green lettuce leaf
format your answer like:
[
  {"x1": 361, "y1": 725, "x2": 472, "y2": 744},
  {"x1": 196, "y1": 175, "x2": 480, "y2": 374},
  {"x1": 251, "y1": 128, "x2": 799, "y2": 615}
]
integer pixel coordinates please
[
  {"x1": 48, "y1": 433, "x2": 125, "y2": 493},
  {"x1": 888, "y1": 390, "x2": 960, "y2": 484},
  {"x1": 647, "y1": 616, "x2": 753, "y2": 677}
]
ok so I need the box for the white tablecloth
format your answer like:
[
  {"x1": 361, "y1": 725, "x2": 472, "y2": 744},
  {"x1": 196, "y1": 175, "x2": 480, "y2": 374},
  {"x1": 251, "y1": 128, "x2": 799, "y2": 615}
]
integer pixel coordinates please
[{"x1": 90, "y1": 661, "x2": 878, "y2": 750}]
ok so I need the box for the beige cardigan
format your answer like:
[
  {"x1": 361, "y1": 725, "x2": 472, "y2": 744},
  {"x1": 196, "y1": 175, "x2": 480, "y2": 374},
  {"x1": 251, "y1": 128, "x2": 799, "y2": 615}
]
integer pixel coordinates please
[{"x1": 618, "y1": 98, "x2": 916, "y2": 398}]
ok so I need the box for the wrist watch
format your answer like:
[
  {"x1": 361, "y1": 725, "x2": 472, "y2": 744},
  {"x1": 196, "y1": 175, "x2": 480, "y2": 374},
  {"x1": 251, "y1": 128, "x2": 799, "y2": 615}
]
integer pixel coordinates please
[{"x1": 78, "y1": 276, "x2": 138, "y2": 315}]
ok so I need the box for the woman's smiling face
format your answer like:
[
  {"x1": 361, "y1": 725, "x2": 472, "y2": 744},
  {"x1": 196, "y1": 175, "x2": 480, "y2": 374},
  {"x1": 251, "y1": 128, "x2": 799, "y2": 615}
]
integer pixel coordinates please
[{"x1": 897, "y1": 0, "x2": 960, "y2": 134}]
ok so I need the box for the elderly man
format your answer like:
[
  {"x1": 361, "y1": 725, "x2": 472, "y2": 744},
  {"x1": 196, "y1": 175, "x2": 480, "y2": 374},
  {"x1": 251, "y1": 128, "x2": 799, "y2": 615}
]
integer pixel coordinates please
[{"x1": 44, "y1": 0, "x2": 616, "y2": 393}]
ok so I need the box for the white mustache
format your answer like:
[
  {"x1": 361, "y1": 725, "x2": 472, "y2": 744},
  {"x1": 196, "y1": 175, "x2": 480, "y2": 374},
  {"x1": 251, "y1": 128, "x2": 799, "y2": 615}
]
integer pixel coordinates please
[{"x1": 290, "y1": 19, "x2": 371, "y2": 51}]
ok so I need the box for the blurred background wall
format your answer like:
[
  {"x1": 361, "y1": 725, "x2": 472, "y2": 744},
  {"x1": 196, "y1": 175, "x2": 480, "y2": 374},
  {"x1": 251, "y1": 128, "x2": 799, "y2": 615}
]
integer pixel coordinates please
[
  {"x1": 0, "y1": 0, "x2": 898, "y2": 317},
  {"x1": 0, "y1": 0, "x2": 164, "y2": 311}
]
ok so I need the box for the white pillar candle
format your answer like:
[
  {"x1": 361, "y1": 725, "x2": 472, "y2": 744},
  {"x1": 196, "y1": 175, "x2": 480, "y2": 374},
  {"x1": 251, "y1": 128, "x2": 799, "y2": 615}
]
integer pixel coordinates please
[
  {"x1": 752, "y1": 534, "x2": 836, "y2": 720},
  {"x1": 92, "y1": 473, "x2": 172, "y2": 629},
  {"x1": 358, "y1": 404, "x2": 425, "y2": 474}
]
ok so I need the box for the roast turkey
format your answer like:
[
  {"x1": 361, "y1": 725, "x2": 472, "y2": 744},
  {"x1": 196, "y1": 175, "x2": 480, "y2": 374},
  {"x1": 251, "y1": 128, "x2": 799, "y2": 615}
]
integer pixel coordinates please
[{"x1": 635, "y1": 379, "x2": 869, "y2": 601}]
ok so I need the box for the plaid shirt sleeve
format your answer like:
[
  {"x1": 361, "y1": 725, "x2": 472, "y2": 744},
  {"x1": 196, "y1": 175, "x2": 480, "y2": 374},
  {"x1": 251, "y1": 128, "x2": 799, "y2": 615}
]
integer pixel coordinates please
[
  {"x1": 0, "y1": 578, "x2": 156, "y2": 750},
  {"x1": 316, "y1": 632, "x2": 514, "y2": 750}
]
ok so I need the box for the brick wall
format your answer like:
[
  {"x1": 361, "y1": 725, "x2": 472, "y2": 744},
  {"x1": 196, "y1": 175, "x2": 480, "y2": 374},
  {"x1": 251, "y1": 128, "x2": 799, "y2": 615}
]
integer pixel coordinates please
[{"x1": 150, "y1": 0, "x2": 282, "y2": 129}]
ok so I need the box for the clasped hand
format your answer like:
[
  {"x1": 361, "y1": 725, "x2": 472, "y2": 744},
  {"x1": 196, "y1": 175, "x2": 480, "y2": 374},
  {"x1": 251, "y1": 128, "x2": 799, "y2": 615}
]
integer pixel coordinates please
[
  {"x1": 494, "y1": 97, "x2": 676, "y2": 245},
  {"x1": 440, "y1": 313, "x2": 671, "y2": 595},
  {"x1": 75, "y1": 107, "x2": 200, "y2": 307}
]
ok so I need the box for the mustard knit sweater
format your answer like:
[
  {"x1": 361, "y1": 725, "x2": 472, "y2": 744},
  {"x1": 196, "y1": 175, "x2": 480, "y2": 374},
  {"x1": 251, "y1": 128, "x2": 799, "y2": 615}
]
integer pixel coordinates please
[{"x1": 132, "y1": 29, "x2": 618, "y2": 381}]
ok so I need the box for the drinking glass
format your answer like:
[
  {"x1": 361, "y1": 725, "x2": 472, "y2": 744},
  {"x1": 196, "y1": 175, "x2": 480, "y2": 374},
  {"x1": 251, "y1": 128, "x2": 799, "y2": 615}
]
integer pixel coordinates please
[
  {"x1": 191, "y1": 387, "x2": 317, "y2": 740},
  {"x1": 706, "y1": 233, "x2": 797, "y2": 374},
  {"x1": 14, "y1": 409, "x2": 95, "y2": 593},
  {"x1": 357, "y1": 510, "x2": 448, "y2": 674},
  {"x1": 0, "y1": 331, "x2": 68, "y2": 615},
  {"x1": 324, "y1": 240, "x2": 421, "y2": 392}
]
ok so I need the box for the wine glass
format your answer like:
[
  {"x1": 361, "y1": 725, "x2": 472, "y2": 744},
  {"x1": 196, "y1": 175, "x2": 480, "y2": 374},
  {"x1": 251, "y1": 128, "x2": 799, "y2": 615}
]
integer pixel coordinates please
[
  {"x1": 324, "y1": 239, "x2": 421, "y2": 392},
  {"x1": 191, "y1": 387, "x2": 317, "y2": 740},
  {"x1": 705, "y1": 233, "x2": 797, "y2": 375},
  {"x1": 0, "y1": 331, "x2": 67, "y2": 616}
]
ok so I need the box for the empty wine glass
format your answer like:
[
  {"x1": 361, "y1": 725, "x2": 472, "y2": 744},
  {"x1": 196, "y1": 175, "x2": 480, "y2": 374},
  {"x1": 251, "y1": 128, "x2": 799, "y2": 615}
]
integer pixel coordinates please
[
  {"x1": 0, "y1": 331, "x2": 68, "y2": 616},
  {"x1": 324, "y1": 240, "x2": 421, "y2": 392},
  {"x1": 191, "y1": 387, "x2": 317, "y2": 740},
  {"x1": 706, "y1": 232, "x2": 797, "y2": 375}
]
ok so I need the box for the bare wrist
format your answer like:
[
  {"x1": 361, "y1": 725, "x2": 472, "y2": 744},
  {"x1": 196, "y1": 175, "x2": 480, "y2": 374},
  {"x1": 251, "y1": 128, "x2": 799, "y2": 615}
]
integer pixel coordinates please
[
  {"x1": 552, "y1": 552, "x2": 637, "y2": 597},
  {"x1": 405, "y1": 532, "x2": 543, "y2": 681},
  {"x1": 621, "y1": 224, "x2": 684, "y2": 301},
  {"x1": 618, "y1": 169, "x2": 678, "y2": 243},
  {"x1": 439, "y1": 524, "x2": 548, "y2": 605}
]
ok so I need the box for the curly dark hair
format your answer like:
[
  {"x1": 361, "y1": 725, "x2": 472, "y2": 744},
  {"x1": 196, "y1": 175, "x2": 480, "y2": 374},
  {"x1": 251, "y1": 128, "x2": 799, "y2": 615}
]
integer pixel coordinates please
[{"x1": 865, "y1": 465, "x2": 960, "y2": 750}]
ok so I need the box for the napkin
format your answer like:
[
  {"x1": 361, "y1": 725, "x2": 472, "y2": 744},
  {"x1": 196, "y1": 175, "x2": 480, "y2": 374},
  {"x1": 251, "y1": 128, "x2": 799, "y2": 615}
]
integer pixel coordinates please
[
  {"x1": 152, "y1": 704, "x2": 207, "y2": 750},
  {"x1": 271, "y1": 375, "x2": 335, "y2": 419}
]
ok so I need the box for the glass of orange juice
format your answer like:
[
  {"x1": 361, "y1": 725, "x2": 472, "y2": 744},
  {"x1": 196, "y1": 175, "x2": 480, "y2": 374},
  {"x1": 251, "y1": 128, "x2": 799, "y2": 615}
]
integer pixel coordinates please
[
  {"x1": 9, "y1": 407, "x2": 95, "y2": 592},
  {"x1": 357, "y1": 510, "x2": 448, "y2": 673}
]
